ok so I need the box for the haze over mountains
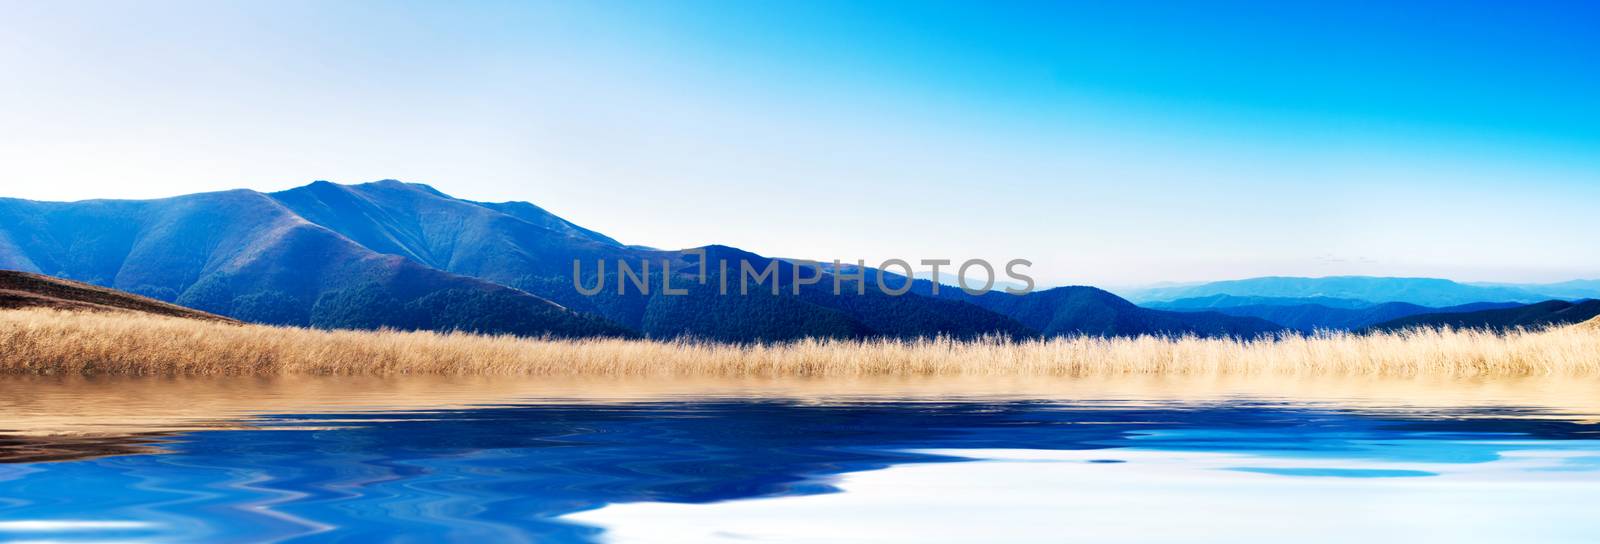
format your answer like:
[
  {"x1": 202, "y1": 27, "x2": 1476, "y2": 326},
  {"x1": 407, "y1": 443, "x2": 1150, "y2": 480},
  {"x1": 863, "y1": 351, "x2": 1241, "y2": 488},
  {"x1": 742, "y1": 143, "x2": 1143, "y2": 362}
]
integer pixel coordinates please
[
  {"x1": 1133, "y1": 277, "x2": 1599, "y2": 332},
  {"x1": 1, "y1": 180, "x2": 1592, "y2": 340},
  {"x1": 1158, "y1": 301, "x2": 1524, "y2": 334},
  {"x1": 1117, "y1": 276, "x2": 1600, "y2": 307}
]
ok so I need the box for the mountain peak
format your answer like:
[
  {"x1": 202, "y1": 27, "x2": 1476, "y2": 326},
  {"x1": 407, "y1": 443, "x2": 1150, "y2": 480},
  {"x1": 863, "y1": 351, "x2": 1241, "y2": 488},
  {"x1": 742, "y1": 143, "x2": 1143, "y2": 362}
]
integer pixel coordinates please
[
  {"x1": 300, "y1": 179, "x2": 450, "y2": 198},
  {"x1": 367, "y1": 179, "x2": 447, "y2": 196}
]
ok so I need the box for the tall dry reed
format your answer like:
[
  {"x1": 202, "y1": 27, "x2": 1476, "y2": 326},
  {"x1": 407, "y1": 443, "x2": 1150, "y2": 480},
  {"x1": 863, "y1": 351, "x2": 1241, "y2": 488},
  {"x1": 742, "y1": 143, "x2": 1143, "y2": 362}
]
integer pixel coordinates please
[{"x1": 2, "y1": 308, "x2": 1597, "y2": 378}]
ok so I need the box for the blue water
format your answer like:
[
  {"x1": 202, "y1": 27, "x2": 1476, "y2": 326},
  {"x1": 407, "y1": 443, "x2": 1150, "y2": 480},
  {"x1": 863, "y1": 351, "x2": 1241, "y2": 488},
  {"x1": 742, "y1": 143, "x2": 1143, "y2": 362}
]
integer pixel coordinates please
[{"x1": 3, "y1": 399, "x2": 1599, "y2": 542}]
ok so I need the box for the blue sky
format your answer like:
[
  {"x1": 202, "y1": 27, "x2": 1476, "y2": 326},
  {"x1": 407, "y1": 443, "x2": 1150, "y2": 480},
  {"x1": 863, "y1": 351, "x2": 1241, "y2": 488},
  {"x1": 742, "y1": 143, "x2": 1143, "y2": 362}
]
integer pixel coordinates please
[{"x1": 3, "y1": 1, "x2": 1597, "y2": 285}]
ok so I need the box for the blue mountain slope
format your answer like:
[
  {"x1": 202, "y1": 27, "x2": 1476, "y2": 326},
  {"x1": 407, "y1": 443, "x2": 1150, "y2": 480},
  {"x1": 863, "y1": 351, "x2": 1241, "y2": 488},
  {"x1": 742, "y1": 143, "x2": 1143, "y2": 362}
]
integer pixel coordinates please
[
  {"x1": 0, "y1": 181, "x2": 1034, "y2": 341},
  {"x1": 263, "y1": 183, "x2": 1032, "y2": 341},
  {"x1": 267, "y1": 180, "x2": 630, "y2": 283},
  {"x1": 0, "y1": 180, "x2": 1407, "y2": 342},
  {"x1": 822, "y1": 263, "x2": 1283, "y2": 338},
  {"x1": 958, "y1": 286, "x2": 1283, "y2": 338},
  {"x1": 0, "y1": 189, "x2": 631, "y2": 338}
]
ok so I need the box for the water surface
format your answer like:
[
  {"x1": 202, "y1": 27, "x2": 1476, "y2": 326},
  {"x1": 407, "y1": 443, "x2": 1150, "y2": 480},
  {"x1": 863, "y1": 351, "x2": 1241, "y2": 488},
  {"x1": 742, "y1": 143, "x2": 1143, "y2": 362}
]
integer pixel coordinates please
[{"x1": 2, "y1": 376, "x2": 1598, "y2": 543}]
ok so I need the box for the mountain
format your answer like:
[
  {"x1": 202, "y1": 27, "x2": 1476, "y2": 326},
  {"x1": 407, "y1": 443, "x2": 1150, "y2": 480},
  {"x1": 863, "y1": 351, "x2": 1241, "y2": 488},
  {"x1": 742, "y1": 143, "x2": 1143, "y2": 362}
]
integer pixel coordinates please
[
  {"x1": 0, "y1": 187, "x2": 632, "y2": 338},
  {"x1": 0, "y1": 180, "x2": 1288, "y2": 341},
  {"x1": 947, "y1": 286, "x2": 1282, "y2": 338},
  {"x1": 1119, "y1": 276, "x2": 1547, "y2": 307},
  {"x1": 265, "y1": 182, "x2": 1032, "y2": 341},
  {"x1": 1368, "y1": 300, "x2": 1600, "y2": 333},
  {"x1": 1145, "y1": 294, "x2": 1375, "y2": 310},
  {"x1": 0, "y1": 181, "x2": 1028, "y2": 341},
  {"x1": 266, "y1": 180, "x2": 632, "y2": 287},
  {"x1": 1168, "y1": 301, "x2": 1524, "y2": 333},
  {"x1": 1468, "y1": 280, "x2": 1600, "y2": 301},
  {"x1": 0, "y1": 270, "x2": 234, "y2": 322},
  {"x1": 823, "y1": 263, "x2": 1283, "y2": 338},
  {"x1": 253, "y1": 181, "x2": 1259, "y2": 341}
]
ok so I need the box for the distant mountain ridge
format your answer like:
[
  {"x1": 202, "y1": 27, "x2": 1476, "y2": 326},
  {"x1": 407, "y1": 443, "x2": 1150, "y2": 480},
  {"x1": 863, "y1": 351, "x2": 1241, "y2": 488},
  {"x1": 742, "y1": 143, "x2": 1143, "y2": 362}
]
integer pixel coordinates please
[
  {"x1": 949, "y1": 286, "x2": 1282, "y2": 338},
  {"x1": 1146, "y1": 294, "x2": 1375, "y2": 311},
  {"x1": 1165, "y1": 301, "x2": 1524, "y2": 333},
  {"x1": 0, "y1": 180, "x2": 1280, "y2": 341},
  {"x1": 1368, "y1": 300, "x2": 1600, "y2": 333},
  {"x1": 1119, "y1": 276, "x2": 1562, "y2": 307},
  {"x1": 824, "y1": 262, "x2": 1282, "y2": 338},
  {"x1": 1467, "y1": 280, "x2": 1600, "y2": 301}
]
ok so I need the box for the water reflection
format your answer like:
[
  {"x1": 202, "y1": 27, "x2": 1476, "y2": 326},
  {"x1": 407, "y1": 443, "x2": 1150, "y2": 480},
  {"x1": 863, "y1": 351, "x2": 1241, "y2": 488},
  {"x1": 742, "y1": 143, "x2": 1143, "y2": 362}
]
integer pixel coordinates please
[{"x1": 2, "y1": 388, "x2": 1599, "y2": 543}]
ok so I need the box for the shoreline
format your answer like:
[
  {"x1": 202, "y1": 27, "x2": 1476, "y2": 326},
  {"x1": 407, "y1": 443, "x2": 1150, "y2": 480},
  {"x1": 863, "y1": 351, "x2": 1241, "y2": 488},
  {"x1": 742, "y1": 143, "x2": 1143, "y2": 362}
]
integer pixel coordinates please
[{"x1": 5, "y1": 373, "x2": 1600, "y2": 457}]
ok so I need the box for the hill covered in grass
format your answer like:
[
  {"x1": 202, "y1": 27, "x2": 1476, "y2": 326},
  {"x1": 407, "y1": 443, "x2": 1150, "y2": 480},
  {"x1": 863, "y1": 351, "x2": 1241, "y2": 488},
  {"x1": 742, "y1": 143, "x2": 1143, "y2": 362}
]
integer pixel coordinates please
[{"x1": 0, "y1": 270, "x2": 233, "y2": 322}]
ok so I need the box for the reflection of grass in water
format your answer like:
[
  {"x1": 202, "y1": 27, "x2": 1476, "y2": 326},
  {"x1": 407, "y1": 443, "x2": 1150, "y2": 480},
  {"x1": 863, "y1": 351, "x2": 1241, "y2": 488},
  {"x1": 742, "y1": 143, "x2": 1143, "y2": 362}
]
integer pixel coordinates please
[{"x1": 2, "y1": 308, "x2": 1598, "y2": 377}]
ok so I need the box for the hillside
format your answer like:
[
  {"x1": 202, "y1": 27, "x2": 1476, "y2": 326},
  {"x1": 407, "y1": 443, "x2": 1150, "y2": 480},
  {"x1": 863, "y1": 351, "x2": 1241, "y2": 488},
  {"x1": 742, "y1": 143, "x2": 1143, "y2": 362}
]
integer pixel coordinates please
[
  {"x1": 0, "y1": 270, "x2": 234, "y2": 322},
  {"x1": 0, "y1": 180, "x2": 1298, "y2": 341},
  {"x1": 0, "y1": 189, "x2": 633, "y2": 339},
  {"x1": 958, "y1": 286, "x2": 1282, "y2": 338},
  {"x1": 1368, "y1": 300, "x2": 1600, "y2": 333},
  {"x1": 1119, "y1": 276, "x2": 1546, "y2": 307},
  {"x1": 824, "y1": 263, "x2": 1284, "y2": 338},
  {"x1": 274, "y1": 181, "x2": 1288, "y2": 340},
  {"x1": 0, "y1": 182, "x2": 1033, "y2": 341},
  {"x1": 267, "y1": 183, "x2": 1033, "y2": 341},
  {"x1": 573, "y1": 246, "x2": 1034, "y2": 342}
]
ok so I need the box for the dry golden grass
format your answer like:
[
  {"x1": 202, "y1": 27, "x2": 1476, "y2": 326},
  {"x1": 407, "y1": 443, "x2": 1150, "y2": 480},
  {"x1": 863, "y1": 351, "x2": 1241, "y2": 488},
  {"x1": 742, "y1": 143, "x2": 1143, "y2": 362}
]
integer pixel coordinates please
[{"x1": 2, "y1": 307, "x2": 1598, "y2": 378}]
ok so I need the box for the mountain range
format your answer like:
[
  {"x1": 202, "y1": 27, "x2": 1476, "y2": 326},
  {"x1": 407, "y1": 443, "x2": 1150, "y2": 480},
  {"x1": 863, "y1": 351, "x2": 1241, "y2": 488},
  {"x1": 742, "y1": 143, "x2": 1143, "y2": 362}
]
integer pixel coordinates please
[
  {"x1": 1366, "y1": 300, "x2": 1600, "y2": 333},
  {"x1": 1145, "y1": 294, "x2": 1375, "y2": 311},
  {"x1": 0, "y1": 180, "x2": 1280, "y2": 341},
  {"x1": 1159, "y1": 300, "x2": 1524, "y2": 333},
  {"x1": 1117, "y1": 276, "x2": 1600, "y2": 307}
]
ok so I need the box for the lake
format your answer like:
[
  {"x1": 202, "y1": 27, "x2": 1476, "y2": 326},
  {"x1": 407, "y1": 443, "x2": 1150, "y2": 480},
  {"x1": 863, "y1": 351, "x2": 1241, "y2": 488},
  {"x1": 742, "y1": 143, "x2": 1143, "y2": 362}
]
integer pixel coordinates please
[{"x1": 2, "y1": 375, "x2": 1598, "y2": 543}]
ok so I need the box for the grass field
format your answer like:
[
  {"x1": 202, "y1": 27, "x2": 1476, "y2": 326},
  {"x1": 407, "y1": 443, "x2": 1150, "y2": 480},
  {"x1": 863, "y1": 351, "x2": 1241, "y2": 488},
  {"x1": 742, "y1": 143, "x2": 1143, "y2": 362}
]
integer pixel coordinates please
[{"x1": 3, "y1": 308, "x2": 1598, "y2": 377}]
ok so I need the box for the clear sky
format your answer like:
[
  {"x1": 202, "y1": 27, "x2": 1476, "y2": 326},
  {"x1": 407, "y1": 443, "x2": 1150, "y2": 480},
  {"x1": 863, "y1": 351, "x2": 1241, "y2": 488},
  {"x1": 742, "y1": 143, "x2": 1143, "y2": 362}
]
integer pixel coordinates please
[{"x1": 3, "y1": 1, "x2": 1598, "y2": 286}]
